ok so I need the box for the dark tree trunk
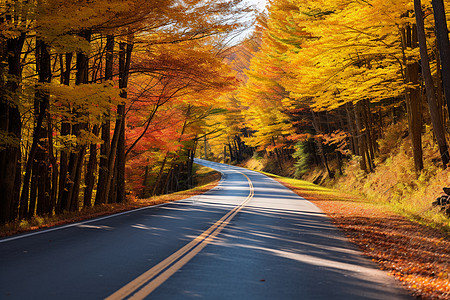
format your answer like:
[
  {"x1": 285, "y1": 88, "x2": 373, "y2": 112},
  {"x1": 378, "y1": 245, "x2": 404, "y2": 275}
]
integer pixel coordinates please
[
  {"x1": 415, "y1": 0, "x2": 450, "y2": 167},
  {"x1": 152, "y1": 154, "x2": 168, "y2": 196},
  {"x1": 363, "y1": 99, "x2": 376, "y2": 163},
  {"x1": 20, "y1": 40, "x2": 52, "y2": 219},
  {"x1": 432, "y1": 0, "x2": 450, "y2": 122},
  {"x1": 61, "y1": 31, "x2": 91, "y2": 211},
  {"x1": 113, "y1": 39, "x2": 133, "y2": 203},
  {"x1": 57, "y1": 53, "x2": 73, "y2": 213},
  {"x1": 83, "y1": 125, "x2": 100, "y2": 208},
  {"x1": 187, "y1": 149, "x2": 194, "y2": 188},
  {"x1": 435, "y1": 43, "x2": 446, "y2": 128},
  {"x1": 103, "y1": 104, "x2": 123, "y2": 202},
  {"x1": 402, "y1": 24, "x2": 423, "y2": 172},
  {"x1": 35, "y1": 40, "x2": 52, "y2": 216},
  {"x1": 345, "y1": 102, "x2": 359, "y2": 156},
  {"x1": 228, "y1": 142, "x2": 234, "y2": 161},
  {"x1": 0, "y1": 32, "x2": 25, "y2": 223},
  {"x1": 95, "y1": 35, "x2": 114, "y2": 205},
  {"x1": 354, "y1": 102, "x2": 369, "y2": 172},
  {"x1": 47, "y1": 113, "x2": 58, "y2": 213},
  {"x1": 223, "y1": 145, "x2": 227, "y2": 163},
  {"x1": 141, "y1": 165, "x2": 149, "y2": 198},
  {"x1": 311, "y1": 111, "x2": 334, "y2": 178}
]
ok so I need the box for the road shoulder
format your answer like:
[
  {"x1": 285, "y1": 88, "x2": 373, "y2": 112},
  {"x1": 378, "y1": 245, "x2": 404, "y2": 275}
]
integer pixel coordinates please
[{"x1": 271, "y1": 175, "x2": 450, "y2": 300}]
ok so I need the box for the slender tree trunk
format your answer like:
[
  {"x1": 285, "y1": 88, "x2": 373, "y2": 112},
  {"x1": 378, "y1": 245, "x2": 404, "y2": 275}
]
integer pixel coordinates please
[
  {"x1": 95, "y1": 35, "x2": 114, "y2": 205},
  {"x1": 234, "y1": 139, "x2": 241, "y2": 162},
  {"x1": 432, "y1": 0, "x2": 450, "y2": 122},
  {"x1": 141, "y1": 165, "x2": 149, "y2": 198},
  {"x1": 57, "y1": 53, "x2": 73, "y2": 213},
  {"x1": 235, "y1": 136, "x2": 243, "y2": 161},
  {"x1": 311, "y1": 111, "x2": 334, "y2": 178},
  {"x1": 362, "y1": 99, "x2": 375, "y2": 170},
  {"x1": 187, "y1": 149, "x2": 194, "y2": 188},
  {"x1": 103, "y1": 105, "x2": 123, "y2": 203},
  {"x1": 70, "y1": 148, "x2": 85, "y2": 211},
  {"x1": 83, "y1": 125, "x2": 100, "y2": 208},
  {"x1": 354, "y1": 101, "x2": 368, "y2": 172},
  {"x1": 48, "y1": 113, "x2": 58, "y2": 214},
  {"x1": 228, "y1": 141, "x2": 234, "y2": 161},
  {"x1": 415, "y1": 0, "x2": 450, "y2": 167},
  {"x1": 163, "y1": 166, "x2": 174, "y2": 194},
  {"x1": 114, "y1": 39, "x2": 133, "y2": 203},
  {"x1": 435, "y1": 43, "x2": 446, "y2": 128},
  {"x1": 223, "y1": 145, "x2": 227, "y2": 163},
  {"x1": 345, "y1": 102, "x2": 359, "y2": 156},
  {"x1": 152, "y1": 153, "x2": 168, "y2": 196},
  {"x1": 403, "y1": 24, "x2": 423, "y2": 172},
  {"x1": 204, "y1": 135, "x2": 208, "y2": 159},
  {"x1": 35, "y1": 40, "x2": 52, "y2": 216}
]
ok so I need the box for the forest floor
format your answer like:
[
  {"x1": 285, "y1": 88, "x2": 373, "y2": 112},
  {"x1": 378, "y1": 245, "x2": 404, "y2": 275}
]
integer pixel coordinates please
[
  {"x1": 270, "y1": 174, "x2": 450, "y2": 300},
  {"x1": 0, "y1": 167, "x2": 221, "y2": 238}
]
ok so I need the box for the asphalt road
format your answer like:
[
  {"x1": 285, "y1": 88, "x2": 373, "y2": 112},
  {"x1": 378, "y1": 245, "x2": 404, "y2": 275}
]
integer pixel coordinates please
[{"x1": 0, "y1": 159, "x2": 412, "y2": 299}]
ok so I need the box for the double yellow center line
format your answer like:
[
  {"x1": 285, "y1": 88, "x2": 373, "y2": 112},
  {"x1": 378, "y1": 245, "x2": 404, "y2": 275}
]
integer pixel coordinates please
[{"x1": 106, "y1": 171, "x2": 254, "y2": 300}]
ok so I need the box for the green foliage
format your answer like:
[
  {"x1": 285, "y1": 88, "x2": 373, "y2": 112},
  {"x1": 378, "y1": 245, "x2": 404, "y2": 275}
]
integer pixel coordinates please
[{"x1": 292, "y1": 140, "x2": 311, "y2": 178}]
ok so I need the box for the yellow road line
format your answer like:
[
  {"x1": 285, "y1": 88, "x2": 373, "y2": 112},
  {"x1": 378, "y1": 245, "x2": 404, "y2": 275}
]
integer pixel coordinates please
[{"x1": 106, "y1": 171, "x2": 254, "y2": 300}]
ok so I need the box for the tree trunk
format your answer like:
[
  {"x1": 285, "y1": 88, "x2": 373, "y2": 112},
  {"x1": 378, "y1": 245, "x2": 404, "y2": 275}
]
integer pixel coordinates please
[
  {"x1": 435, "y1": 42, "x2": 446, "y2": 129},
  {"x1": 141, "y1": 165, "x2": 149, "y2": 198},
  {"x1": 102, "y1": 104, "x2": 123, "y2": 203},
  {"x1": 95, "y1": 35, "x2": 114, "y2": 205},
  {"x1": 0, "y1": 33, "x2": 25, "y2": 223},
  {"x1": 354, "y1": 101, "x2": 369, "y2": 172},
  {"x1": 345, "y1": 102, "x2": 359, "y2": 156},
  {"x1": 228, "y1": 141, "x2": 234, "y2": 161},
  {"x1": 61, "y1": 31, "x2": 91, "y2": 211},
  {"x1": 48, "y1": 113, "x2": 58, "y2": 214},
  {"x1": 57, "y1": 53, "x2": 73, "y2": 213},
  {"x1": 415, "y1": 0, "x2": 450, "y2": 167},
  {"x1": 83, "y1": 125, "x2": 100, "y2": 208},
  {"x1": 403, "y1": 24, "x2": 423, "y2": 172},
  {"x1": 20, "y1": 40, "x2": 52, "y2": 219},
  {"x1": 204, "y1": 135, "x2": 208, "y2": 159},
  {"x1": 362, "y1": 99, "x2": 375, "y2": 171},
  {"x1": 35, "y1": 40, "x2": 52, "y2": 216},
  {"x1": 114, "y1": 39, "x2": 133, "y2": 203},
  {"x1": 152, "y1": 153, "x2": 168, "y2": 196},
  {"x1": 432, "y1": 0, "x2": 450, "y2": 123},
  {"x1": 311, "y1": 111, "x2": 334, "y2": 178},
  {"x1": 187, "y1": 149, "x2": 194, "y2": 188}
]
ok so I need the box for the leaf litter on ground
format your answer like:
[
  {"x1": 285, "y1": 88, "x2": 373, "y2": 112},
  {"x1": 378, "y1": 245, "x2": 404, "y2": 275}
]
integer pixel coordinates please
[{"x1": 272, "y1": 175, "x2": 450, "y2": 300}]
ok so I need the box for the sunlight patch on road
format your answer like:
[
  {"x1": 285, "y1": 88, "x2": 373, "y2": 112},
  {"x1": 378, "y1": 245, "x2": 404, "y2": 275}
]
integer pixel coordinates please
[{"x1": 76, "y1": 224, "x2": 113, "y2": 230}]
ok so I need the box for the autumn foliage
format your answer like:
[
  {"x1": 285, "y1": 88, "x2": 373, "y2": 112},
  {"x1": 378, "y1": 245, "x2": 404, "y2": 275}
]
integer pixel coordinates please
[{"x1": 0, "y1": 0, "x2": 253, "y2": 224}]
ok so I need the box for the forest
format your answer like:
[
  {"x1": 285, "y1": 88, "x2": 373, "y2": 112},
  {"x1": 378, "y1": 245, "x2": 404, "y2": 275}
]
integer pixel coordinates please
[
  {"x1": 212, "y1": 0, "x2": 450, "y2": 226},
  {"x1": 2, "y1": 0, "x2": 450, "y2": 231},
  {"x1": 0, "y1": 0, "x2": 252, "y2": 225}
]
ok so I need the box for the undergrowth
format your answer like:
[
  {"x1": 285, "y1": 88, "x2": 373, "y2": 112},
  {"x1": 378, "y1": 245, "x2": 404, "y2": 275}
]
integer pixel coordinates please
[{"x1": 332, "y1": 121, "x2": 450, "y2": 233}]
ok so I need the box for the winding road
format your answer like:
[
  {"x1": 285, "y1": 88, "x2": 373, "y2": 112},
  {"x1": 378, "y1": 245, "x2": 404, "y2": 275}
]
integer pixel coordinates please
[{"x1": 0, "y1": 159, "x2": 412, "y2": 299}]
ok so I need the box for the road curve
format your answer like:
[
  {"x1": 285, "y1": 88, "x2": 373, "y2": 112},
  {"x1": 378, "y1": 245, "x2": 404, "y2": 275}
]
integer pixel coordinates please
[{"x1": 0, "y1": 159, "x2": 412, "y2": 299}]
